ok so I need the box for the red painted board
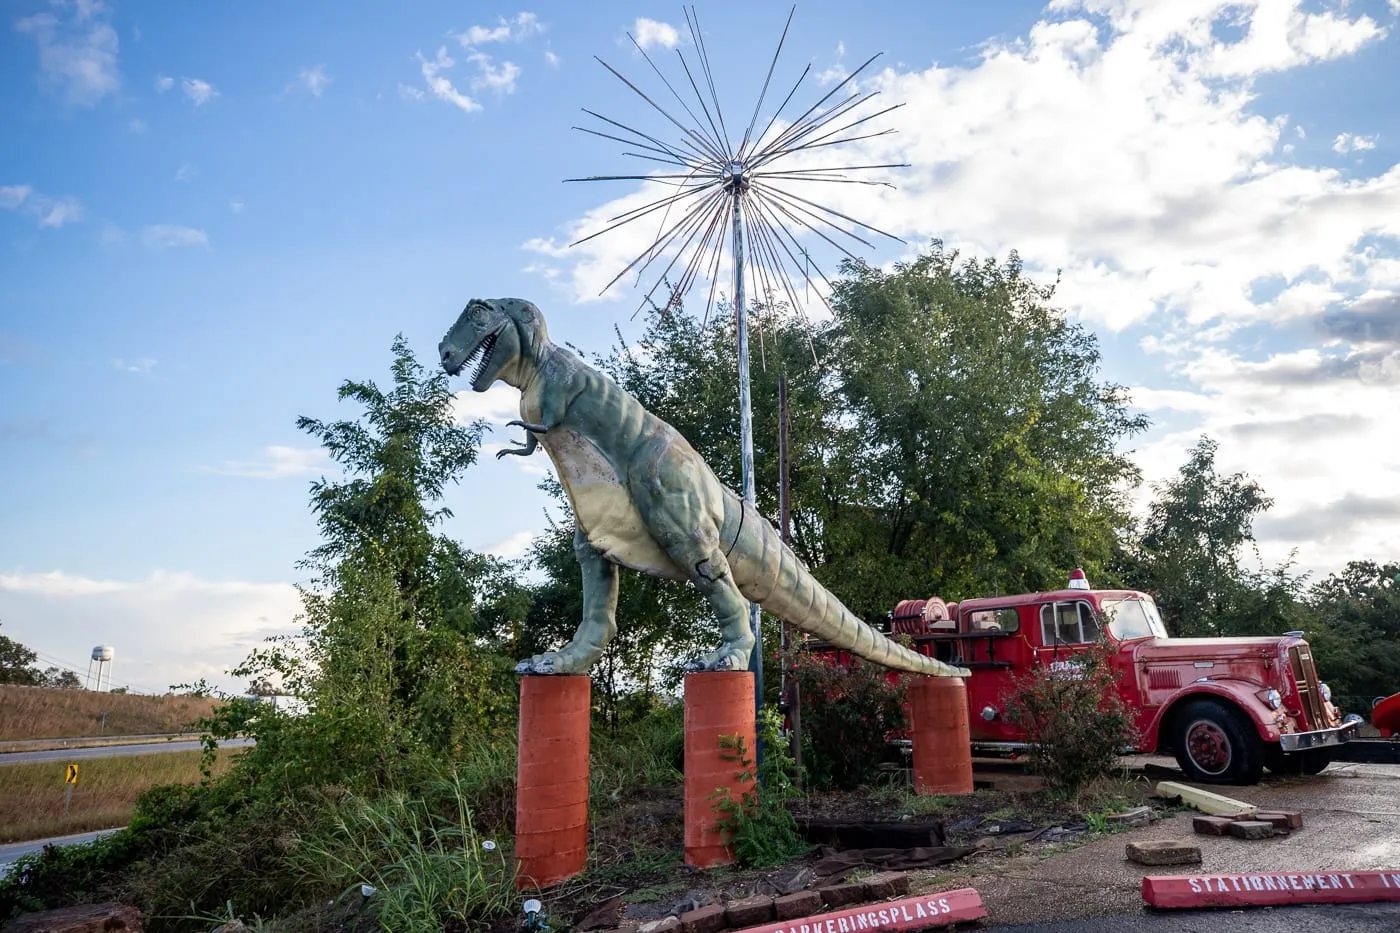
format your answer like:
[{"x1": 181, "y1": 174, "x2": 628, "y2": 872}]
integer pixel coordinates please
[
  {"x1": 1372, "y1": 692, "x2": 1400, "y2": 737},
  {"x1": 731, "y1": 890, "x2": 986, "y2": 933},
  {"x1": 1143, "y1": 870, "x2": 1400, "y2": 909}
]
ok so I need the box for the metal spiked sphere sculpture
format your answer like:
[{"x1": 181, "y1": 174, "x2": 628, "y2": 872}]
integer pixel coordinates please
[{"x1": 568, "y1": 5, "x2": 906, "y2": 691}]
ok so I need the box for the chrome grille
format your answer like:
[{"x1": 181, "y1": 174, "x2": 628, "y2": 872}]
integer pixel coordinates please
[{"x1": 1288, "y1": 645, "x2": 1325, "y2": 730}]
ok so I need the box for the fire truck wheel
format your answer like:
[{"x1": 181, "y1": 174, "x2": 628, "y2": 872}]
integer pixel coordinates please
[{"x1": 1171, "y1": 699, "x2": 1264, "y2": 785}]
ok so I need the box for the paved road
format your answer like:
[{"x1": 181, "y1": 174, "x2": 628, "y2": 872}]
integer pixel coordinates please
[
  {"x1": 0, "y1": 829, "x2": 122, "y2": 876},
  {"x1": 0, "y1": 737, "x2": 252, "y2": 765},
  {"x1": 995, "y1": 903, "x2": 1400, "y2": 930}
]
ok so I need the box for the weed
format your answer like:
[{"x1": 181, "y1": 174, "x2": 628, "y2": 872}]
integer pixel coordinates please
[{"x1": 709, "y1": 707, "x2": 808, "y2": 868}]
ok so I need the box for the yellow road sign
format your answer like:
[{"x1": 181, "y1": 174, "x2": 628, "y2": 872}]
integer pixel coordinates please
[{"x1": 65, "y1": 763, "x2": 79, "y2": 784}]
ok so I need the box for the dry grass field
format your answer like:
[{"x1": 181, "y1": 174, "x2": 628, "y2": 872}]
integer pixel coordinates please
[
  {"x1": 0, "y1": 685, "x2": 218, "y2": 741},
  {"x1": 0, "y1": 749, "x2": 241, "y2": 843}
]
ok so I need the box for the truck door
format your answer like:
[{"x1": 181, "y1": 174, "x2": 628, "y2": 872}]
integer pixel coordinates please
[
  {"x1": 1032, "y1": 599, "x2": 1103, "y2": 675},
  {"x1": 962, "y1": 606, "x2": 1025, "y2": 743}
]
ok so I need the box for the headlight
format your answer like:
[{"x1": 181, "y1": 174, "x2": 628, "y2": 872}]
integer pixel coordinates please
[
  {"x1": 1262, "y1": 689, "x2": 1282, "y2": 710},
  {"x1": 1319, "y1": 683, "x2": 1332, "y2": 702}
]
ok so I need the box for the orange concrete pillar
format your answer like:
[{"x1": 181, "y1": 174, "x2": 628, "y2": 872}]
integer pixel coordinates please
[
  {"x1": 909, "y1": 676, "x2": 974, "y2": 796},
  {"x1": 683, "y1": 671, "x2": 755, "y2": 868},
  {"x1": 515, "y1": 675, "x2": 590, "y2": 890}
]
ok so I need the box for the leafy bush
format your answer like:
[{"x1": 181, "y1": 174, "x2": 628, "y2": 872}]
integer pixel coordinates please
[
  {"x1": 791, "y1": 651, "x2": 909, "y2": 790},
  {"x1": 1002, "y1": 642, "x2": 1138, "y2": 796},
  {"x1": 710, "y1": 706, "x2": 807, "y2": 868}
]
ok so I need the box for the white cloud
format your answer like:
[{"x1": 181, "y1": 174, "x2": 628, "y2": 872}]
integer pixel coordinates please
[
  {"x1": 544, "y1": 49, "x2": 559, "y2": 68},
  {"x1": 0, "y1": 184, "x2": 83, "y2": 229},
  {"x1": 111, "y1": 357, "x2": 157, "y2": 373},
  {"x1": 817, "y1": 41, "x2": 847, "y2": 85},
  {"x1": 181, "y1": 76, "x2": 218, "y2": 106},
  {"x1": 127, "y1": 117, "x2": 146, "y2": 133},
  {"x1": 154, "y1": 74, "x2": 173, "y2": 92},
  {"x1": 453, "y1": 384, "x2": 521, "y2": 425},
  {"x1": 293, "y1": 64, "x2": 331, "y2": 98},
  {"x1": 633, "y1": 17, "x2": 679, "y2": 49},
  {"x1": 529, "y1": 0, "x2": 1400, "y2": 575},
  {"x1": 1391, "y1": 0, "x2": 1400, "y2": 15},
  {"x1": 1333, "y1": 132, "x2": 1377, "y2": 153},
  {"x1": 14, "y1": 0, "x2": 120, "y2": 106},
  {"x1": 467, "y1": 51, "x2": 521, "y2": 94},
  {"x1": 203, "y1": 445, "x2": 330, "y2": 480},
  {"x1": 457, "y1": 12, "x2": 544, "y2": 46},
  {"x1": 484, "y1": 530, "x2": 535, "y2": 559},
  {"x1": 141, "y1": 224, "x2": 207, "y2": 249},
  {"x1": 397, "y1": 82, "x2": 426, "y2": 101},
  {"x1": 0, "y1": 570, "x2": 302, "y2": 695},
  {"x1": 174, "y1": 163, "x2": 196, "y2": 182},
  {"x1": 229, "y1": 199, "x2": 244, "y2": 214},
  {"x1": 415, "y1": 47, "x2": 481, "y2": 113}
]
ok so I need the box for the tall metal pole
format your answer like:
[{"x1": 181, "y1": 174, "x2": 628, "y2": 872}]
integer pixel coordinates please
[{"x1": 729, "y1": 169, "x2": 763, "y2": 720}]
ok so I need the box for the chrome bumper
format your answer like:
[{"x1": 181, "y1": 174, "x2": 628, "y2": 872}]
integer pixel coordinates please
[{"x1": 1279, "y1": 720, "x2": 1360, "y2": 752}]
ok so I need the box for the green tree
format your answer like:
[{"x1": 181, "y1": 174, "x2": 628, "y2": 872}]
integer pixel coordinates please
[
  {"x1": 1305, "y1": 561, "x2": 1400, "y2": 709},
  {"x1": 0, "y1": 623, "x2": 43, "y2": 686},
  {"x1": 1135, "y1": 436, "x2": 1280, "y2": 636}
]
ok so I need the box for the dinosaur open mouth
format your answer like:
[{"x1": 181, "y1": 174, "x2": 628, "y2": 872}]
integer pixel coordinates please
[{"x1": 462, "y1": 330, "x2": 499, "y2": 384}]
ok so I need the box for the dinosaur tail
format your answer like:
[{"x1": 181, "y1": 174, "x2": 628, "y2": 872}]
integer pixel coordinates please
[{"x1": 723, "y1": 495, "x2": 969, "y2": 678}]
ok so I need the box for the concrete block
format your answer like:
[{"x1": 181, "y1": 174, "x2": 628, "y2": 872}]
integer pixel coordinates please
[
  {"x1": 861, "y1": 871, "x2": 911, "y2": 899},
  {"x1": 724, "y1": 897, "x2": 774, "y2": 928},
  {"x1": 1107, "y1": 805, "x2": 1154, "y2": 828},
  {"x1": 1228, "y1": 820, "x2": 1276, "y2": 840},
  {"x1": 816, "y1": 883, "x2": 866, "y2": 908},
  {"x1": 678, "y1": 905, "x2": 727, "y2": 933},
  {"x1": 773, "y1": 892, "x2": 822, "y2": 921},
  {"x1": 638, "y1": 919, "x2": 680, "y2": 933},
  {"x1": 1125, "y1": 840, "x2": 1203, "y2": 866},
  {"x1": 1155, "y1": 781, "x2": 1257, "y2": 816}
]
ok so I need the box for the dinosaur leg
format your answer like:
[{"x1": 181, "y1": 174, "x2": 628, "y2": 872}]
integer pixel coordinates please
[{"x1": 514, "y1": 526, "x2": 618, "y2": 675}]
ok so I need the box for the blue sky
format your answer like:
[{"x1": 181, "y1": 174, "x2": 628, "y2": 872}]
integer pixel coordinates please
[{"x1": 3, "y1": 0, "x2": 1399, "y2": 694}]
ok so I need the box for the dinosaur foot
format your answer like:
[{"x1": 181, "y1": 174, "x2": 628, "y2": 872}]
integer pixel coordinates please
[
  {"x1": 682, "y1": 648, "x2": 752, "y2": 673},
  {"x1": 514, "y1": 651, "x2": 592, "y2": 675}
]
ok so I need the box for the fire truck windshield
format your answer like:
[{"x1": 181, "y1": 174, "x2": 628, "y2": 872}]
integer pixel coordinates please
[{"x1": 1101, "y1": 596, "x2": 1168, "y2": 640}]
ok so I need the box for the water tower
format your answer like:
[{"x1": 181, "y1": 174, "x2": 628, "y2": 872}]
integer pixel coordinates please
[{"x1": 87, "y1": 645, "x2": 115, "y2": 691}]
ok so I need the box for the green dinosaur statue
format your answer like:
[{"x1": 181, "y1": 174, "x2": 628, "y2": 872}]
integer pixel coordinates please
[{"x1": 439, "y1": 297, "x2": 969, "y2": 679}]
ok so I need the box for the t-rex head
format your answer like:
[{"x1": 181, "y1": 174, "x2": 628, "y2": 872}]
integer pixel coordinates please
[{"x1": 438, "y1": 297, "x2": 550, "y2": 391}]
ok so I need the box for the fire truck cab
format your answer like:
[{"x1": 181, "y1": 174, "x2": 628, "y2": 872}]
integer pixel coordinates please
[{"x1": 870, "y1": 570, "x2": 1361, "y2": 785}]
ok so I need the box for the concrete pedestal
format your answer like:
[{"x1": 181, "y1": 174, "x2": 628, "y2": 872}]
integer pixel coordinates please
[
  {"x1": 683, "y1": 671, "x2": 756, "y2": 867},
  {"x1": 910, "y1": 676, "x2": 974, "y2": 796},
  {"x1": 515, "y1": 674, "x2": 590, "y2": 889}
]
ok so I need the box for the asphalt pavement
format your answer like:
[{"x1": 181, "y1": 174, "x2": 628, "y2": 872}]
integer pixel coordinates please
[
  {"x1": 0, "y1": 737, "x2": 252, "y2": 765},
  {"x1": 0, "y1": 829, "x2": 122, "y2": 877},
  {"x1": 930, "y1": 759, "x2": 1400, "y2": 928}
]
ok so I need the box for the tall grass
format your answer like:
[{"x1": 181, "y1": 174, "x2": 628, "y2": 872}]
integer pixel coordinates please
[
  {"x1": 0, "y1": 750, "x2": 239, "y2": 843},
  {"x1": 589, "y1": 704, "x2": 683, "y2": 805},
  {"x1": 291, "y1": 768, "x2": 517, "y2": 933},
  {"x1": 0, "y1": 686, "x2": 218, "y2": 741}
]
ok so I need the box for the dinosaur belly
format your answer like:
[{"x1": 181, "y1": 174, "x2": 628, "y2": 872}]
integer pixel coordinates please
[{"x1": 541, "y1": 429, "x2": 687, "y2": 581}]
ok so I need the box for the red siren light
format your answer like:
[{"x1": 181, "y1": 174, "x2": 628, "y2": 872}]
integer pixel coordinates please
[{"x1": 1068, "y1": 568, "x2": 1090, "y2": 591}]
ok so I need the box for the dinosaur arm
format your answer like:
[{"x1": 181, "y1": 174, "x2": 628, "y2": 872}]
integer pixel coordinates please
[{"x1": 496, "y1": 430, "x2": 539, "y2": 459}]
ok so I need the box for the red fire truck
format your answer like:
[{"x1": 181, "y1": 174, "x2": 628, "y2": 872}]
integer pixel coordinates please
[{"x1": 817, "y1": 569, "x2": 1361, "y2": 785}]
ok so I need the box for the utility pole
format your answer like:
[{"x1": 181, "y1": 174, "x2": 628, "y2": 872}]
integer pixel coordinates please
[{"x1": 779, "y1": 374, "x2": 802, "y2": 785}]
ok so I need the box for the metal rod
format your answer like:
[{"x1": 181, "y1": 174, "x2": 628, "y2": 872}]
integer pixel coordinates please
[
  {"x1": 739, "y1": 5, "x2": 796, "y2": 158},
  {"x1": 733, "y1": 188, "x2": 764, "y2": 729}
]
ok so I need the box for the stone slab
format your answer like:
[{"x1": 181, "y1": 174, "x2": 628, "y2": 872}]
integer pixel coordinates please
[
  {"x1": 725, "y1": 897, "x2": 775, "y2": 928},
  {"x1": 1154, "y1": 781, "x2": 1257, "y2": 817},
  {"x1": 1126, "y1": 840, "x2": 1203, "y2": 867}
]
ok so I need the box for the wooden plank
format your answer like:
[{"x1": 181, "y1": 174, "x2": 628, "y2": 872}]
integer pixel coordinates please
[
  {"x1": 1154, "y1": 781, "x2": 1256, "y2": 816},
  {"x1": 1143, "y1": 870, "x2": 1400, "y2": 909}
]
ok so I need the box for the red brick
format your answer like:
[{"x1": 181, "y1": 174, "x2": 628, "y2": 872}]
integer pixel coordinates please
[
  {"x1": 1193, "y1": 816, "x2": 1235, "y2": 836},
  {"x1": 862, "y1": 872, "x2": 910, "y2": 900},
  {"x1": 678, "y1": 905, "x2": 727, "y2": 933},
  {"x1": 725, "y1": 897, "x2": 775, "y2": 928},
  {"x1": 1227, "y1": 820, "x2": 1276, "y2": 840},
  {"x1": 1255, "y1": 810, "x2": 1304, "y2": 830},
  {"x1": 816, "y1": 883, "x2": 866, "y2": 908},
  {"x1": 773, "y1": 892, "x2": 822, "y2": 921}
]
